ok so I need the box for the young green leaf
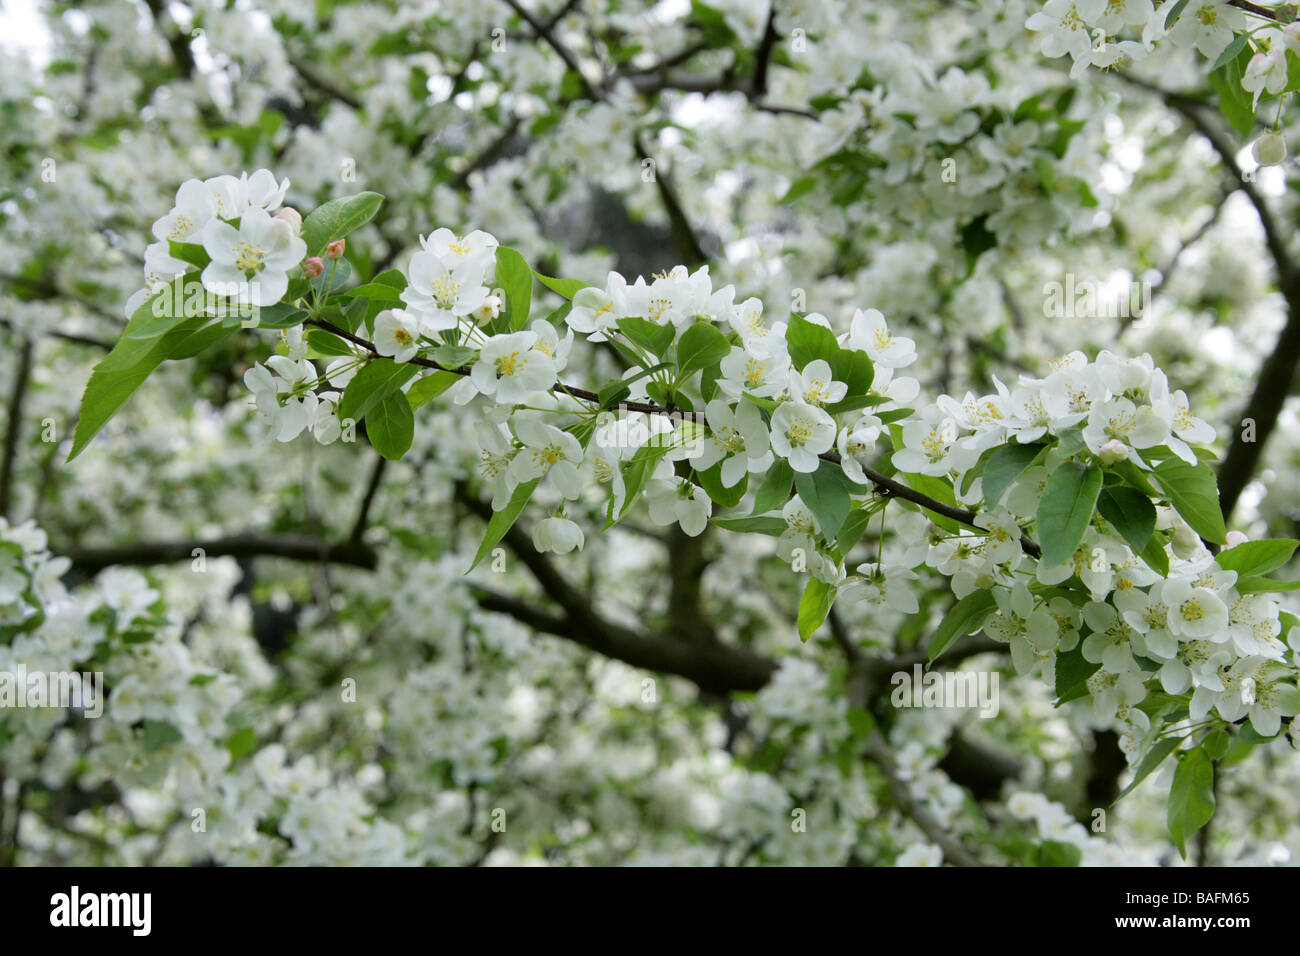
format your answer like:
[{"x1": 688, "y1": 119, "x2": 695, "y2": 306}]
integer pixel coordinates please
[
  {"x1": 496, "y1": 246, "x2": 533, "y2": 331},
  {"x1": 797, "y1": 576, "x2": 837, "y2": 642},
  {"x1": 1153, "y1": 457, "x2": 1227, "y2": 544},
  {"x1": 366, "y1": 390, "x2": 414, "y2": 460},
  {"x1": 675, "y1": 322, "x2": 731, "y2": 379},
  {"x1": 1167, "y1": 749, "x2": 1216, "y2": 859},
  {"x1": 1097, "y1": 485, "x2": 1156, "y2": 555},
  {"x1": 468, "y1": 479, "x2": 541, "y2": 571},
  {"x1": 981, "y1": 442, "x2": 1046, "y2": 507},
  {"x1": 928, "y1": 590, "x2": 997, "y2": 663},
  {"x1": 338, "y1": 359, "x2": 420, "y2": 424},
  {"x1": 751, "y1": 459, "x2": 794, "y2": 516},
  {"x1": 1036, "y1": 461, "x2": 1103, "y2": 567},
  {"x1": 794, "y1": 461, "x2": 857, "y2": 542},
  {"x1": 1215, "y1": 538, "x2": 1298, "y2": 577},
  {"x1": 301, "y1": 191, "x2": 385, "y2": 257}
]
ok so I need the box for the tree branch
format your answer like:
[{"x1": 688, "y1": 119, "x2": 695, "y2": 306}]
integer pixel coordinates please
[
  {"x1": 0, "y1": 337, "x2": 33, "y2": 519},
  {"x1": 63, "y1": 534, "x2": 377, "y2": 573}
]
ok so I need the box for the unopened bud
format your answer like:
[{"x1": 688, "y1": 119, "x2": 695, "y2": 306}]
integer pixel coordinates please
[
  {"x1": 304, "y1": 257, "x2": 325, "y2": 278},
  {"x1": 1224, "y1": 530, "x2": 1249, "y2": 549},
  {"x1": 273, "y1": 207, "x2": 302, "y2": 235},
  {"x1": 473, "y1": 293, "x2": 504, "y2": 324},
  {"x1": 1097, "y1": 439, "x2": 1129, "y2": 465},
  {"x1": 1253, "y1": 132, "x2": 1286, "y2": 167},
  {"x1": 325, "y1": 239, "x2": 346, "y2": 260}
]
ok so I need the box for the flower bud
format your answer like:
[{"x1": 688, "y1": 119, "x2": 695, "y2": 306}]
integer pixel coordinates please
[
  {"x1": 304, "y1": 257, "x2": 325, "y2": 278},
  {"x1": 1097, "y1": 438, "x2": 1129, "y2": 465},
  {"x1": 325, "y1": 239, "x2": 346, "y2": 260},
  {"x1": 1224, "y1": 530, "x2": 1249, "y2": 549},
  {"x1": 273, "y1": 207, "x2": 302, "y2": 235},
  {"x1": 1253, "y1": 132, "x2": 1286, "y2": 167}
]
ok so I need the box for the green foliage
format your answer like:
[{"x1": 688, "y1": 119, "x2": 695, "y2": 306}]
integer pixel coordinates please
[{"x1": 1036, "y1": 461, "x2": 1102, "y2": 566}]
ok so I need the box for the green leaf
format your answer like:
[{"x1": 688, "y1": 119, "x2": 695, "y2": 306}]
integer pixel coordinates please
[
  {"x1": 1138, "y1": 530, "x2": 1170, "y2": 577},
  {"x1": 1054, "y1": 643, "x2": 1102, "y2": 705},
  {"x1": 902, "y1": 472, "x2": 964, "y2": 534},
  {"x1": 69, "y1": 316, "x2": 235, "y2": 461},
  {"x1": 1036, "y1": 461, "x2": 1103, "y2": 567},
  {"x1": 617, "y1": 317, "x2": 675, "y2": 358},
  {"x1": 343, "y1": 281, "x2": 403, "y2": 301},
  {"x1": 168, "y1": 239, "x2": 209, "y2": 269},
  {"x1": 929, "y1": 591, "x2": 997, "y2": 663},
  {"x1": 1097, "y1": 485, "x2": 1156, "y2": 555},
  {"x1": 981, "y1": 442, "x2": 1046, "y2": 507},
  {"x1": 251, "y1": 303, "x2": 307, "y2": 329},
  {"x1": 1035, "y1": 840, "x2": 1082, "y2": 867},
  {"x1": 1114, "y1": 737, "x2": 1180, "y2": 803},
  {"x1": 301, "y1": 191, "x2": 385, "y2": 257},
  {"x1": 310, "y1": 257, "x2": 352, "y2": 295},
  {"x1": 1215, "y1": 538, "x2": 1298, "y2": 577},
  {"x1": 697, "y1": 462, "x2": 748, "y2": 508},
  {"x1": 306, "y1": 329, "x2": 355, "y2": 356},
  {"x1": 794, "y1": 461, "x2": 858, "y2": 542},
  {"x1": 751, "y1": 460, "x2": 794, "y2": 515},
  {"x1": 797, "y1": 576, "x2": 836, "y2": 642},
  {"x1": 1209, "y1": 31, "x2": 1249, "y2": 72},
  {"x1": 1153, "y1": 458, "x2": 1227, "y2": 544},
  {"x1": 709, "y1": 513, "x2": 788, "y2": 535},
  {"x1": 225, "y1": 726, "x2": 257, "y2": 762},
  {"x1": 1168, "y1": 749, "x2": 1216, "y2": 860},
  {"x1": 606, "y1": 441, "x2": 673, "y2": 526},
  {"x1": 533, "y1": 272, "x2": 590, "y2": 299},
  {"x1": 338, "y1": 359, "x2": 420, "y2": 424},
  {"x1": 1234, "y1": 576, "x2": 1300, "y2": 593},
  {"x1": 468, "y1": 478, "x2": 541, "y2": 571},
  {"x1": 1163, "y1": 0, "x2": 1192, "y2": 27},
  {"x1": 497, "y1": 246, "x2": 533, "y2": 331},
  {"x1": 430, "y1": 345, "x2": 476, "y2": 368},
  {"x1": 675, "y1": 322, "x2": 731, "y2": 379},
  {"x1": 836, "y1": 506, "x2": 873, "y2": 554},
  {"x1": 1204, "y1": 729, "x2": 1230, "y2": 761},
  {"x1": 406, "y1": 370, "x2": 461, "y2": 410},
  {"x1": 142, "y1": 719, "x2": 183, "y2": 752},
  {"x1": 367, "y1": 390, "x2": 414, "y2": 460},
  {"x1": 785, "y1": 314, "x2": 840, "y2": 371}
]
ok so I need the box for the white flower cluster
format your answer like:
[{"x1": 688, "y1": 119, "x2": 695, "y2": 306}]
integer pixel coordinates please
[
  {"x1": 1028, "y1": 0, "x2": 1300, "y2": 126},
  {"x1": 882, "y1": 350, "x2": 1300, "y2": 754},
  {"x1": 130, "y1": 168, "x2": 302, "y2": 315}
]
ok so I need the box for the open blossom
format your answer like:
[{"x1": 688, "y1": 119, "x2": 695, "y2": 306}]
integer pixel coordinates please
[
  {"x1": 718, "y1": 346, "x2": 789, "y2": 399},
  {"x1": 646, "y1": 476, "x2": 712, "y2": 536},
  {"x1": 201, "y1": 207, "x2": 306, "y2": 307},
  {"x1": 244, "y1": 356, "x2": 318, "y2": 442},
  {"x1": 770, "y1": 401, "x2": 836, "y2": 473},
  {"x1": 471, "y1": 331, "x2": 558, "y2": 404},
  {"x1": 373, "y1": 309, "x2": 423, "y2": 363},
  {"x1": 401, "y1": 248, "x2": 490, "y2": 332},
  {"x1": 788, "y1": 359, "x2": 847, "y2": 407},
  {"x1": 845, "y1": 308, "x2": 916, "y2": 368},
  {"x1": 507, "y1": 417, "x2": 583, "y2": 497},
  {"x1": 694, "y1": 399, "x2": 772, "y2": 487}
]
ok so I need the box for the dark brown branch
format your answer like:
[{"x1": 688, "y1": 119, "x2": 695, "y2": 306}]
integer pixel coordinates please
[
  {"x1": 501, "y1": 0, "x2": 599, "y2": 99},
  {"x1": 63, "y1": 534, "x2": 377, "y2": 573},
  {"x1": 350, "y1": 454, "x2": 387, "y2": 544},
  {"x1": 0, "y1": 337, "x2": 33, "y2": 519}
]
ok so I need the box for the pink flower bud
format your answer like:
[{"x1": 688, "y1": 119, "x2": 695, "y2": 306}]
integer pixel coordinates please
[
  {"x1": 304, "y1": 257, "x2": 325, "y2": 278},
  {"x1": 325, "y1": 239, "x2": 346, "y2": 260},
  {"x1": 1097, "y1": 439, "x2": 1129, "y2": 465},
  {"x1": 273, "y1": 207, "x2": 303, "y2": 235},
  {"x1": 1224, "y1": 530, "x2": 1249, "y2": 549}
]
